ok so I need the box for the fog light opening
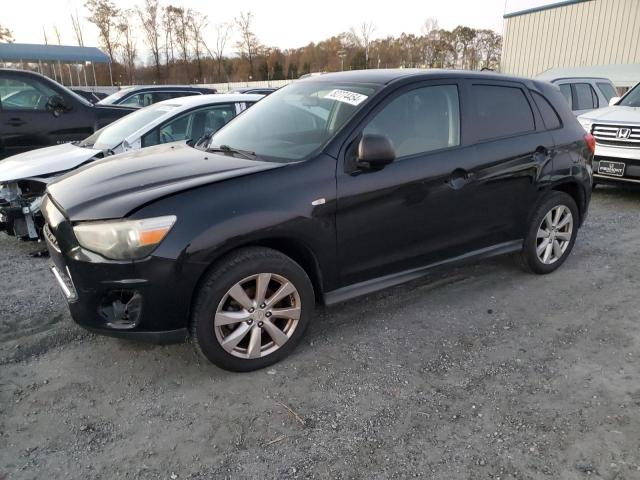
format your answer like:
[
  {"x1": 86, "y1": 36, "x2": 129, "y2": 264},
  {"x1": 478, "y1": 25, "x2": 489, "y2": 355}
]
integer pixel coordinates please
[{"x1": 98, "y1": 290, "x2": 143, "y2": 329}]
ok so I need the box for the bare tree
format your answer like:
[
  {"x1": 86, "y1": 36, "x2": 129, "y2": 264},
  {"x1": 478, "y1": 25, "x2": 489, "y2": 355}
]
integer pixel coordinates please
[
  {"x1": 350, "y1": 21, "x2": 376, "y2": 68},
  {"x1": 421, "y1": 17, "x2": 439, "y2": 36},
  {"x1": 0, "y1": 25, "x2": 13, "y2": 43},
  {"x1": 162, "y1": 6, "x2": 175, "y2": 68},
  {"x1": 166, "y1": 5, "x2": 190, "y2": 63},
  {"x1": 42, "y1": 26, "x2": 49, "y2": 45},
  {"x1": 235, "y1": 12, "x2": 261, "y2": 78},
  {"x1": 189, "y1": 11, "x2": 208, "y2": 82},
  {"x1": 205, "y1": 22, "x2": 231, "y2": 82},
  {"x1": 71, "y1": 10, "x2": 85, "y2": 46},
  {"x1": 85, "y1": 0, "x2": 120, "y2": 62},
  {"x1": 118, "y1": 11, "x2": 137, "y2": 83},
  {"x1": 138, "y1": 0, "x2": 162, "y2": 81},
  {"x1": 52, "y1": 25, "x2": 63, "y2": 45}
]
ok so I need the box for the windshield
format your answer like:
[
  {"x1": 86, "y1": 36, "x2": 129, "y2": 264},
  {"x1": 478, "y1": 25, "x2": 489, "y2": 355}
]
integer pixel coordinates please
[
  {"x1": 97, "y1": 88, "x2": 134, "y2": 105},
  {"x1": 619, "y1": 83, "x2": 640, "y2": 107},
  {"x1": 207, "y1": 81, "x2": 378, "y2": 162},
  {"x1": 79, "y1": 103, "x2": 177, "y2": 150}
]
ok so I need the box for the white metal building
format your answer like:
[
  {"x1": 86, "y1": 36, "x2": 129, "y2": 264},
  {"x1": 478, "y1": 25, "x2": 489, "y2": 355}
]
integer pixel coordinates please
[{"x1": 501, "y1": 0, "x2": 640, "y2": 86}]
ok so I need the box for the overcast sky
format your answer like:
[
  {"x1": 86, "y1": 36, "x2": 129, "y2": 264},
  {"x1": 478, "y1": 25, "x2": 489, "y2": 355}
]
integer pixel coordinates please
[{"x1": 3, "y1": 0, "x2": 550, "y2": 61}]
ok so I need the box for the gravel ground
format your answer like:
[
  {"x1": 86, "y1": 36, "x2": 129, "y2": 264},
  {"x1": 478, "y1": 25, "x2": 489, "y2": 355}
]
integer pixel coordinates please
[{"x1": 1, "y1": 186, "x2": 640, "y2": 480}]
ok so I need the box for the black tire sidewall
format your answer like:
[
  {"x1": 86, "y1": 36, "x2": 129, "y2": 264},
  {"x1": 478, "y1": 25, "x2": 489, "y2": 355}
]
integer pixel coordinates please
[
  {"x1": 192, "y1": 248, "x2": 314, "y2": 372},
  {"x1": 522, "y1": 192, "x2": 579, "y2": 274}
]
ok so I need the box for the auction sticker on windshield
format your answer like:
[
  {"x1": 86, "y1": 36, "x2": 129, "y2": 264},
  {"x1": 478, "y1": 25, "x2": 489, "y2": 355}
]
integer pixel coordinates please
[{"x1": 324, "y1": 89, "x2": 368, "y2": 106}]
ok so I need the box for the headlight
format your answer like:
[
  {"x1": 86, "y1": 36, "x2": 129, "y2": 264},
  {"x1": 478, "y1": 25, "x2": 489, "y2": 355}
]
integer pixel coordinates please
[
  {"x1": 578, "y1": 117, "x2": 593, "y2": 132},
  {"x1": 73, "y1": 215, "x2": 176, "y2": 260}
]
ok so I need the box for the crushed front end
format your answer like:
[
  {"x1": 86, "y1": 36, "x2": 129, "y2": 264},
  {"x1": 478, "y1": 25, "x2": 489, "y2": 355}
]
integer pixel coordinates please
[{"x1": 0, "y1": 179, "x2": 48, "y2": 240}]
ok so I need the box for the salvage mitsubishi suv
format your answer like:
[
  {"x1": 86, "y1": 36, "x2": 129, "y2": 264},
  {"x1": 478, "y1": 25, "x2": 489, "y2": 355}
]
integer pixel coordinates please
[{"x1": 42, "y1": 70, "x2": 593, "y2": 371}]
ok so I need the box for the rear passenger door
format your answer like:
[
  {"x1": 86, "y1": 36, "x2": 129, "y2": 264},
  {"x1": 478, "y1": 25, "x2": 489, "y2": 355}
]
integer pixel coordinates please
[{"x1": 467, "y1": 80, "x2": 554, "y2": 241}]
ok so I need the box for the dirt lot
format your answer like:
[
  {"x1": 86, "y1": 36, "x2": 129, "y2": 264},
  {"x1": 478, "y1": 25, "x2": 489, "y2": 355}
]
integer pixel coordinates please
[{"x1": 1, "y1": 186, "x2": 640, "y2": 480}]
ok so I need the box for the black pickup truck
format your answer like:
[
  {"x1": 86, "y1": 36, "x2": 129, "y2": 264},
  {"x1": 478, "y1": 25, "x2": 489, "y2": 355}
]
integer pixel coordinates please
[{"x1": 0, "y1": 69, "x2": 134, "y2": 159}]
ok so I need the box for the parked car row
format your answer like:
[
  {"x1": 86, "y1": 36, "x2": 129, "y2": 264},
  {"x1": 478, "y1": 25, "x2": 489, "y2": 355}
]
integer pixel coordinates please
[{"x1": 26, "y1": 69, "x2": 594, "y2": 371}]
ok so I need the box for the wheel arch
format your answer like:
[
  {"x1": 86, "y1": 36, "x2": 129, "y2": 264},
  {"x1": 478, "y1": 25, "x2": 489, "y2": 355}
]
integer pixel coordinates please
[
  {"x1": 549, "y1": 180, "x2": 588, "y2": 225},
  {"x1": 189, "y1": 237, "x2": 326, "y2": 323}
]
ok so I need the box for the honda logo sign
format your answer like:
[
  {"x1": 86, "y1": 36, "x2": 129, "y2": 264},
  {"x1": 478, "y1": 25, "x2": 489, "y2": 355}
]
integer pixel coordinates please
[{"x1": 617, "y1": 128, "x2": 631, "y2": 139}]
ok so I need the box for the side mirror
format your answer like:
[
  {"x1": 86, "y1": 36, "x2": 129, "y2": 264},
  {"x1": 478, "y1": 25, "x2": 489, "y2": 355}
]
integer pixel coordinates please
[
  {"x1": 46, "y1": 95, "x2": 68, "y2": 117},
  {"x1": 609, "y1": 96, "x2": 621, "y2": 106},
  {"x1": 356, "y1": 134, "x2": 396, "y2": 170}
]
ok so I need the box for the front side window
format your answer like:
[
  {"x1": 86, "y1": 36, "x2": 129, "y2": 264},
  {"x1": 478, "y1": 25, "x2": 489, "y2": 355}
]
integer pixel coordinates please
[
  {"x1": 143, "y1": 104, "x2": 237, "y2": 147},
  {"x1": 79, "y1": 103, "x2": 178, "y2": 150},
  {"x1": 0, "y1": 76, "x2": 56, "y2": 110},
  {"x1": 573, "y1": 83, "x2": 598, "y2": 110},
  {"x1": 208, "y1": 81, "x2": 378, "y2": 162},
  {"x1": 596, "y1": 82, "x2": 617, "y2": 102},
  {"x1": 472, "y1": 84, "x2": 535, "y2": 140},
  {"x1": 363, "y1": 85, "x2": 460, "y2": 158},
  {"x1": 618, "y1": 82, "x2": 640, "y2": 107}
]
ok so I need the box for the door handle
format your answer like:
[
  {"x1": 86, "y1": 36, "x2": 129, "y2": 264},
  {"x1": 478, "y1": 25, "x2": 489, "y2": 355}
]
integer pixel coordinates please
[
  {"x1": 448, "y1": 168, "x2": 475, "y2": 190},
  {"x1": 6, "y1": 118, "x2": 26, "y2": 127}
]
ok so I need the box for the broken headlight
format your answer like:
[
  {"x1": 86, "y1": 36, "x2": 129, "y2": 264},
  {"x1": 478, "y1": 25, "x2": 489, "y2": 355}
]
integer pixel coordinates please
[{"x1": 73, "y1": 216, "x2": 176, "y2": 260}]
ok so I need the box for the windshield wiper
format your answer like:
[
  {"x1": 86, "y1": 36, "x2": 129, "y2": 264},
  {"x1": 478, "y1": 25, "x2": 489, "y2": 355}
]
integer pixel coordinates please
[{"x1": 207, "y1": 144, "x2": 257, "y2": 160}]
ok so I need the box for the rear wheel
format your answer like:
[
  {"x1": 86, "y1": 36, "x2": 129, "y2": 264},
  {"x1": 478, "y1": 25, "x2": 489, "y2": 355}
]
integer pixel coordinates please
[
  {"x1": 191, "y1": 247, "x2": 314, "y2": 371},
  {"x1": 520, "y1": 191, "x2": 579, "y2": 274}
]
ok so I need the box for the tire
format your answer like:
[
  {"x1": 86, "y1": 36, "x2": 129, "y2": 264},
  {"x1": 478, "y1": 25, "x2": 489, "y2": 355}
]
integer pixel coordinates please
[
  {"x1": 520, "y1": 191, "x2": 579, "y2": 274},
  {"x1": 191, "y1": 247, "x2": 314, "y2": 372},
  {"x1": 592, "y1": 182, "x2": 597, "y2": 190}
]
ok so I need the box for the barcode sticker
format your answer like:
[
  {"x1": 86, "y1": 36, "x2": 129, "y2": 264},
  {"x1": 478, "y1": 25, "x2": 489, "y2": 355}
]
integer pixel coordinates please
[{"x1": 324, "y1": 89, "x2": 368, "y2": 106}]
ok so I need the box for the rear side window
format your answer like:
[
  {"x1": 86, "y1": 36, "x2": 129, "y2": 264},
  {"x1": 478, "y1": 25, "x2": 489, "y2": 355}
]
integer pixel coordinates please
[
  {"x1": 531, "y1": 91, "x2": 561, "y2": 130},
  {"x1": 573, "y1": 83, "x2": 598, "y2": 110},
  {"x1": 559, "y1": 84, "x2": 572, "y2": 109},
  {"x1": 472, "y1": 84, "x2": 535, "y2": 140},
  {"x1": 596, "y1": 82, "x2": 617, "y2": 102}
]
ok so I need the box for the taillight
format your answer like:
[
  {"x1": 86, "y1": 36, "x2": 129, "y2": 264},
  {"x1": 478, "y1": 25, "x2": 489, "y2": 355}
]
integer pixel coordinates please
[{"x1": 584, "y1": 133, "x2": 596, "y2": 154}]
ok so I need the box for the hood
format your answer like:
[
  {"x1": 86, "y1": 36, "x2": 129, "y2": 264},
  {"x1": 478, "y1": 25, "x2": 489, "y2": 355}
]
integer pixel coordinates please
[
  {"x1": 0, "y1": 143, "x2": 102, "y2": 183},
  {"x1": 47, "y1": 141, "x2": 285, "y2": 221},
  {"x1": 579, "y1": 106, "x2": 640, "y2": 125}
]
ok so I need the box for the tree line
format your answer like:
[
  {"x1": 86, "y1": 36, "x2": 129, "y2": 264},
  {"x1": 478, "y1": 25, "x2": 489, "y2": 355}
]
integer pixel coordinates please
[{"x1": 0, "y1": 1, "x2": 502, "y2": 86}]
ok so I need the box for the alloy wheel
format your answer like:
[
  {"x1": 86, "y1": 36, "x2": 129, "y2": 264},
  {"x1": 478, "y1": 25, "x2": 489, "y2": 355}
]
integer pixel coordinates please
[
  {"x1": 214, "y1": 273, "x2": 302, "y2": 359},
  {"x1": 536, "y1": 205, "x2": 573, "y2": 265}
]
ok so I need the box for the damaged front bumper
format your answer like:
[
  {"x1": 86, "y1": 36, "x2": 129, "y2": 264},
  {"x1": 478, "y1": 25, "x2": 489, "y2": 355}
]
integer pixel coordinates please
[{"x1": 0, "y1": 182, "x2": 46, "y2": 240}]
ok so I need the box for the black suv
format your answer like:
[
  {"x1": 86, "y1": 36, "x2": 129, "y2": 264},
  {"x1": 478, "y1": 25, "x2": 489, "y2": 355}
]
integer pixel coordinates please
[
  {"x1": 0, "y1": 69, "x2": 134, "y2": 159},
  {"x1": 42, "y1": 70, "x2": 593, "y2": 371}
]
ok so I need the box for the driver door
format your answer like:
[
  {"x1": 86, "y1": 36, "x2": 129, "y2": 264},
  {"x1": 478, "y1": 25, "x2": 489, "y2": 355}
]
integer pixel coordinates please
[{"x1": 0, "y1": 74, "x2": 60, "y2": 157}]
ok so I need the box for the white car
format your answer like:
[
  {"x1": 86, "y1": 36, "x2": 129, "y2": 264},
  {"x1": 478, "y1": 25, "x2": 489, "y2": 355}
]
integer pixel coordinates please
[
  {"x1": 577, "y1": 82, "x2": 640, "y2": 187},
  {"x1": 0, "y1": 93, "x2": 263, "y2": 239}
]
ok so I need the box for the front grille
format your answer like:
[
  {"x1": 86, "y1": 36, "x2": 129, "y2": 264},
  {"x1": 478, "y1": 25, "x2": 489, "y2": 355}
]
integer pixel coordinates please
[{"x1": 592, "y1": 124, "x2": 640, "y2": 148}]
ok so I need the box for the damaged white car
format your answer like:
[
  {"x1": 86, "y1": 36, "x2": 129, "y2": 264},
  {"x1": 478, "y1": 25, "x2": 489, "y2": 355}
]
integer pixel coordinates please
[{"x1": 0, "y1": 93, "x2": 263, "y2": 239}]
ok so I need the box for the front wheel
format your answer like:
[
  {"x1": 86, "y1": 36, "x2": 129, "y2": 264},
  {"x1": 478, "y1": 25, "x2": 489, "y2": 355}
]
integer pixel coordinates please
[
  {"x1": 520, "y1": 191, "x2": 579, "y2": 274},
  {"x1": 191, "y1": 247, "x2": 314, "y2": 371}
]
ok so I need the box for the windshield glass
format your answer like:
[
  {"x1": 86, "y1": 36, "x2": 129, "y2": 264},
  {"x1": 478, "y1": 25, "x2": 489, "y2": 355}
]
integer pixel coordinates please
[
  {"x1": 619, "y1": 83, "x2": 640, "y2": 107},
  {"x1": 97, "y1": 88, "x2": 134, "y2": 105},
  {"x1": 79, "y1": 103, "x2": 177, "y2": 150},
  {"x1": 207, "y1": 81, "x2": 378, "y2": 162}
]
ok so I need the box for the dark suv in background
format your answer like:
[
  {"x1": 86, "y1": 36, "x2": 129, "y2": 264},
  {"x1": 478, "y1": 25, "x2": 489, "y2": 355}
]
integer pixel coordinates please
[
  {"x1": 0, "y1": 69, "x2": 134, "y2": 159},
  {"x1": 43, "y1": 70, "x2": 593, "y2": 371},
  {"x1": 97, "y1": 85, "x2": 218, "y2": 108}
]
